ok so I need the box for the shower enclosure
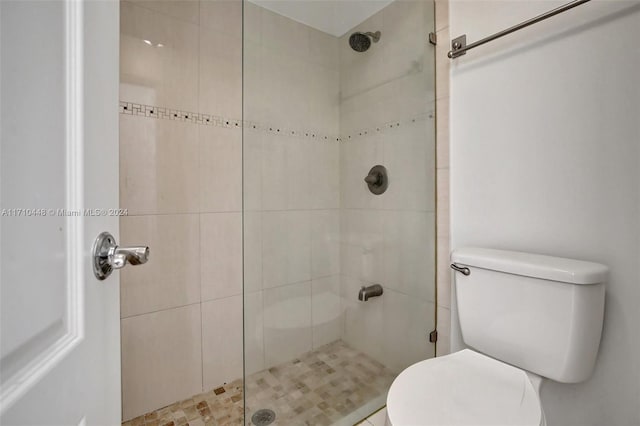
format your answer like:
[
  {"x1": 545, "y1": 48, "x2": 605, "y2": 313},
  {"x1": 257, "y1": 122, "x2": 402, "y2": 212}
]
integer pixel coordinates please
[
  {"x1": 242, "y1": 1, "x2": 437, "y2": 423},
  {"x1": 117, "y1": 0, "x2": 435, "y2": 424}
]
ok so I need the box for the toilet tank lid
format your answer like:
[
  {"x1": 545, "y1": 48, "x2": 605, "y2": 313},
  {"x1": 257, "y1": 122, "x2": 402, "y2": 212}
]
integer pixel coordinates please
[{"x1": 451, "y1": 248, "x2": 609, "y2": 285}]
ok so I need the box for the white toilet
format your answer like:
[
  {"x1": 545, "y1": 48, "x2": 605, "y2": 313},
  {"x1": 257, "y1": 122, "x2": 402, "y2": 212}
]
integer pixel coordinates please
[{"x1": 386, "y1": 247, "x2": 608, "y2": 426}]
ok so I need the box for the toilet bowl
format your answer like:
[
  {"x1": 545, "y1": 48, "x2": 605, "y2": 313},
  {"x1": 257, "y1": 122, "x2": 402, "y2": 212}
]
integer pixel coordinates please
[
  {"x1": 386, "y1": 349, "x2": 545, "y2": 426},
  {"x1": 386, "y1": 248, "x2": 607, "y2": 426}
]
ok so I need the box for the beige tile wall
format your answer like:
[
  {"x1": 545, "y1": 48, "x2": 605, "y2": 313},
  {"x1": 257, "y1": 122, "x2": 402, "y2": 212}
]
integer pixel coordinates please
[
  {"x1": 120, "y1": 0, "x2": 342, "y2": 420},
  {"x1": 434, "y1": 0, "x2": 451, "y2": 357},
  {"x1": 338, "y1": 0, "x2": 438, "y2": 373},
  {"x1": 119, "y1": 0, "x2": 244, "y2": 420},
  {"x1": 241, "y1": 2, "x2": 342, "y2": 376}
]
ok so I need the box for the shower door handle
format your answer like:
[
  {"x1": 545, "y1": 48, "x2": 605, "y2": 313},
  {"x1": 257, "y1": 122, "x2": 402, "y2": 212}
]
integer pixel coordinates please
[{"x1": 92, "y1": 231, "x2": 149, "y2": 280}]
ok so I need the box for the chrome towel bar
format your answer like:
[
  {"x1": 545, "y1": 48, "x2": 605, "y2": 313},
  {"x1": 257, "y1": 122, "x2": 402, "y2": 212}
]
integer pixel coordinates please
[{"x1": 448, "y1": 0, "x2": 591, "y2": 59}]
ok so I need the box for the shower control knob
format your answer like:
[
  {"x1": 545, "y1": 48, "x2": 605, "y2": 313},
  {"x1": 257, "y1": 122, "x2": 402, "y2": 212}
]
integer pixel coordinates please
[
  {"x1": 364, "y1": 165, "x2": 389, "y2": 195},
  {"x1": 364, "y1": 174, "x2": 381, "y2": 185},
  {"x1": 92, "y1": 232, "x2": 149, "y2": 280}
]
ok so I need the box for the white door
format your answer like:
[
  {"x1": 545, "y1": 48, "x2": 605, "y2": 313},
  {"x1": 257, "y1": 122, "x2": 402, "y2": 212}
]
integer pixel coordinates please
[{"x1": 1, "y1": 1, "x2": 121, "y2": 424}]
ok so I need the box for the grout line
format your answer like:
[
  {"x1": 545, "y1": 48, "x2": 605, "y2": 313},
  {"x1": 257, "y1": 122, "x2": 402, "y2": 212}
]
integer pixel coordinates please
[
  {"x1": 198, "y1": 211, "x2": 205, "y2": 393},
  {"x1": 196, "y1": 11, "x2": 205, "y2": 391},
  {"x1": 261, "y1": 276, "x2": 336, "y2": 293},
  {"x1": 259, "y1": 205, "x2": 266, "y2": 373},
  {"x1": 240, "y1": 0, "x2": 247, "y2": 405},
  {"x1": 122, "y1": 211, "x2": 241, "y2": 217},
  {"x1": 309, "y1": 210, "x2": 315, "y2": 349},
  {"x1": 121, "y1": 301, "x2": 201, "y2": 321},
  {"x1": 121, "y1": 209, "x2": 356, "y2": 217}
]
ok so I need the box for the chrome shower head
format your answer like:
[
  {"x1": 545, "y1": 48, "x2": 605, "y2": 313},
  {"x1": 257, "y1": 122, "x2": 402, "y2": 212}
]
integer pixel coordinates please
[{"x1": 349, "y1": 31, "x2": 381, "y2": 52}]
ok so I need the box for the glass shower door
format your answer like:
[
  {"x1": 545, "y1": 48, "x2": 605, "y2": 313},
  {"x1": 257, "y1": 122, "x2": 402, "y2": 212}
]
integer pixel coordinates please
[{"x1": 242, "y1": 1, "x2": 436, "y2": 424}]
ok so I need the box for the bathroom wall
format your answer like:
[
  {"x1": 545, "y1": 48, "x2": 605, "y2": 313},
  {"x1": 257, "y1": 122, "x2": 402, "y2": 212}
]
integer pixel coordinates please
[
  {"x1": 242, "y1": 2, "x2": 342, "y2": 375},
  {"x1": 119, "y1": 0, "x2": 243, "y2": 420},
  {"x1": 449, "y1": 1, "x2": 640, "y2": 425},
  {"x1": 338, "y1": 0, "x2": 437, "y2": 373}
]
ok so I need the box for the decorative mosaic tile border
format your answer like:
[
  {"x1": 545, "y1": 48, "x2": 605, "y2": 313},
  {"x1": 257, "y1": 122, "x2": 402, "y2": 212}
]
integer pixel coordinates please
[
  {"x1": 120, "y1": 101, "x2": 242, "y2": 128},
  {"x1": 119, "y1": 101, "x2": 433, "y2": 143},
  {"x1": 341, "y1": 110, "x2": 434, "y2": 142}
]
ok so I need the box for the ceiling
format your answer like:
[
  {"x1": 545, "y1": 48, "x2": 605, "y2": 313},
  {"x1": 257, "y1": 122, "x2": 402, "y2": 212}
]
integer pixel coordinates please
[{"x1": 248, "y1": 0, "x2": 394, "y2": 37}]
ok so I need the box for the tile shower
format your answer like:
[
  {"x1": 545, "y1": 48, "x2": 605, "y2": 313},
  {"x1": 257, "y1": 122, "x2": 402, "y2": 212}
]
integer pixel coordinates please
[{"x1": 119, "y1": 0, "x2": 436, "y2": 424}]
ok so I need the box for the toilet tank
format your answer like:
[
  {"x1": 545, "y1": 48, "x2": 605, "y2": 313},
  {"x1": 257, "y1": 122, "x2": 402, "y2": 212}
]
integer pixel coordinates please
[{"x1": 451, "y1": 248, "x2": 608, "y2": 383}]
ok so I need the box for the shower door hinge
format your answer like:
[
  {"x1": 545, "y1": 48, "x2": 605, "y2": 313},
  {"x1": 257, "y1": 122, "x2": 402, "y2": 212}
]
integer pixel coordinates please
[
  {"x1": 428, "y1": 32, "x2": 437, "y2": 46},
  {"x1": 429, "y1": 329, "x2": 438, "y2": 343}
]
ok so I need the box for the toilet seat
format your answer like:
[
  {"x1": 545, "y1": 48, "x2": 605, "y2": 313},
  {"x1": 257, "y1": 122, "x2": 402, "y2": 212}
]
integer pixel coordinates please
[{"x1": 386, "y1": 349, "x2": 543, "y2": 426}]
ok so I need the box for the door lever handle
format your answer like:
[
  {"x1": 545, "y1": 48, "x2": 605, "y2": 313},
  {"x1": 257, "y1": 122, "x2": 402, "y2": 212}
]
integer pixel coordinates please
[
  {"x1": 93, "y1": 232, "x2": 149, "y2": 280},
  {"x1": 110, "y1": 246, "x2": 149, "y2": 268}
]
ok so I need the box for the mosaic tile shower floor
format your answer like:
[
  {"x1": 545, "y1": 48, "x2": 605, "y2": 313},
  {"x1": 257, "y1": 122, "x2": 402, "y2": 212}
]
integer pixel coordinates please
[{"x1": 122, "y1": 340, "x2": 395, "y2": 426}]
